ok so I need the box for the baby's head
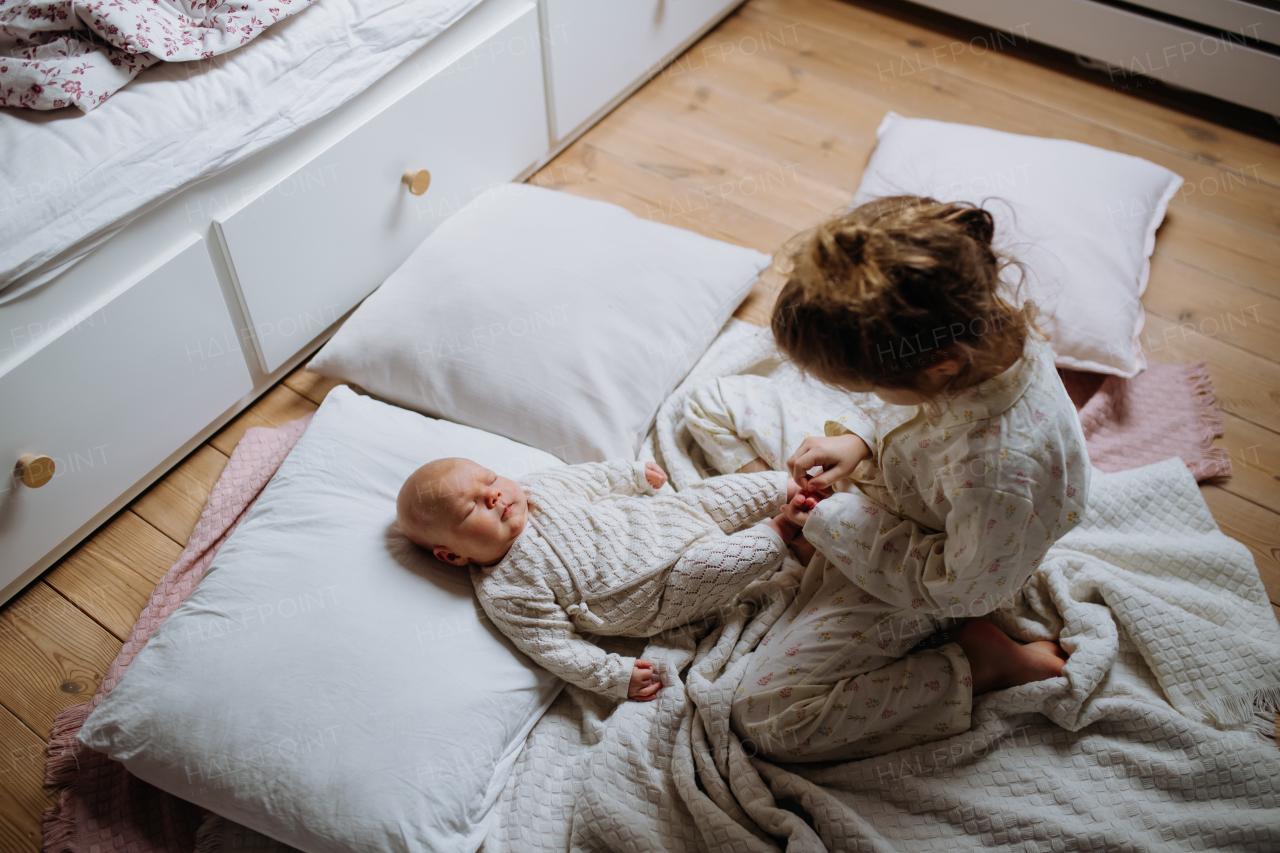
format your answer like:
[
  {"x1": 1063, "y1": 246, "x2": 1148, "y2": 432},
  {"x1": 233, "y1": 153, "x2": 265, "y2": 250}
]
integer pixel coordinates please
[
  {"x1": 397, "y1": 457, "x2": 528, "y2": 567},
  {"x1": 771, "y1": 195, "x2": 1037, "y2": 403}
]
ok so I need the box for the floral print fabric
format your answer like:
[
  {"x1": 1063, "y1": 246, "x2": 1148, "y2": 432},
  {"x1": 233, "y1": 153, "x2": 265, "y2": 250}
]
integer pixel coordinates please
[
  {"x1": 1, "y1": 0, "x2": 315, "y2": 110},
  {"x1": 734, "y1": 555, "x2": 972, "y2": 761},
  {"x1": 810, "y1": 336, "x2": 1089, "y2": 620}
]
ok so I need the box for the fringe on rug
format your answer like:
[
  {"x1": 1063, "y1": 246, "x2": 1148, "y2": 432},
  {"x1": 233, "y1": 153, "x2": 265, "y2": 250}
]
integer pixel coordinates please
[
  {"x1": 193, "y1": 813, "x2": 225, "y2": 853},
  {"x1": 42, "y1": 792, "x2": 77, "y2": 853},
  {"x1": 42, "y1": 702, "x2": 92, "y2": 852},
  {"x1": 1250, "y1": 711, "x2": 1279, "y2": 746},
  {"x1": 1183, "y1": 360, "x2": 1232, "y2": 481},
  {"x1": 1194, "y1": 684, "x2": 1280, "y2": 729}
]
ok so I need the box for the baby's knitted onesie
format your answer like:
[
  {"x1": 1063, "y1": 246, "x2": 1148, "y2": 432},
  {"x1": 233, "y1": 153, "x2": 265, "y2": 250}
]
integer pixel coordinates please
[{"x1": 472, "y1": 461, "x2": 789, "y2": 698}]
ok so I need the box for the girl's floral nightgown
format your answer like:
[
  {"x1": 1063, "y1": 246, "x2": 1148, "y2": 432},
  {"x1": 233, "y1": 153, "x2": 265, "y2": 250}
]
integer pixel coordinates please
[{"x1": 683, "y1": 337, "x2": 1089, "y2": 760}]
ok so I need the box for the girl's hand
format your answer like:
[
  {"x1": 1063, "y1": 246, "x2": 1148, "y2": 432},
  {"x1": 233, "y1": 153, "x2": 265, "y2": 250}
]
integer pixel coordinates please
[
  {"x1": 787, "y1": 433, "x2": 871, "y2": 491},
  {"x1": 644, "y1": 462, "x2": 668, "y2": 490},
  {"x1": 628, "y1": 660, "x2": 662, "y2": 701}
]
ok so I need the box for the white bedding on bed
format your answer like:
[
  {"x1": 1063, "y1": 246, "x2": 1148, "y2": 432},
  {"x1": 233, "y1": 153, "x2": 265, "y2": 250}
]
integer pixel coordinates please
[{"x1": 0, "y1": 0, "x2": 482, "y2": 298}]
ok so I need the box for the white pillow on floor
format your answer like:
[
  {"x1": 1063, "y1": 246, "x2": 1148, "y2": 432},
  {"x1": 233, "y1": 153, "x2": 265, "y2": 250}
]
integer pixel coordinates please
[
  {"x1": 852, "y1": 112, "x2": 1182, "y2": 377},
  {"x1": 79, "y1": 386, "x2": 564, "y2": 853},
  {"x1": 308, "y1": 184, "x2": 770, "y2": 463}
]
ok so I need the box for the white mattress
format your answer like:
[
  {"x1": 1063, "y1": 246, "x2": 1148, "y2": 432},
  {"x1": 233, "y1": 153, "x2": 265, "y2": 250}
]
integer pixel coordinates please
[{"x1": 0, "y1": 0, "x2": 484, "y2": 300}]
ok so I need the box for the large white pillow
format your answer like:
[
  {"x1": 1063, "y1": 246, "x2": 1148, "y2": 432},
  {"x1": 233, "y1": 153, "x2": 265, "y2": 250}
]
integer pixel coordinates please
[
  {"x1": 852, "y1": 112, "x2": 1182, "y2": 377},
  {"x1": 78, "y1": 386, "x2": 563, "y2": 853},
  {"x1": 308, "y1": 184, "x2": 770, "y2": 463}
]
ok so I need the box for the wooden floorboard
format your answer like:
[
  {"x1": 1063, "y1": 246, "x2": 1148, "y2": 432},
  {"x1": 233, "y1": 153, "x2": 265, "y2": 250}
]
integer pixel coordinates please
[
  {"x1": 1140, "y1": 311, "x2": 1280, "y2": 435},
  {"x1": 1214, "y1": 413, "x2": 1280, "y2": 511},
  {"x1": 0, "y1": 583, "x2": 120, "y2": 739},
  {"x1": 282, "y1": 366, "x2": 345, "y2": 407},
  {"x1": 738, "y1": 3, "x2": 1280, "y2": 237},
  {"x1": 209, "y1": 383, "x2": 319, "y2": 457},
  {"x1": 648, "y1": 10, "x2": 1280, "y2": 300},
  {"x1": 2, "y1": 0, "x2": 1278, "y2": 838},
  {"x1": 44, "y1": 511, "x2": 182, "y2": 642},
  {"x1": 132, "y1": 445, "x2": 231, "y2": 547},
  {"x1": 585, "y1": 104, "x2": 851, "y2": 230},
  {"x1": 1154, "y1": 206, "x2": 1280, "y2": 299},
  {"x1": 1143, "y1": 253, "x2": 1280, "y2": 365},
  {"x1": 556, "y1": 137, "x2": 797, "y2": 249},
  {"x1": 629, "y1": 77, "x2": 874, "y2": 195},
  {"x1": 775, "y1": 0, "x2": 1280, "y2": 186},
  {"x1": 0, "y1": 704, "x2": 52, "y2": 853}
]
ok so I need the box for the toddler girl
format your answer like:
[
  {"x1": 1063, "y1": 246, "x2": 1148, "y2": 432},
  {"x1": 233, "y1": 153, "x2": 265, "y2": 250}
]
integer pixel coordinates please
[{"x1": 684, "y1": 196, "x2": 1089, "y2": 760}]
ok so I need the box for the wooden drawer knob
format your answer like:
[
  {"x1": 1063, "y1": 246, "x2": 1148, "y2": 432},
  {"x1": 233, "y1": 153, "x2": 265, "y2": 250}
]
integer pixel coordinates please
[
  {"x1": 402, "y1": 169, "x2": 432, "y2": 196},
  {"x1": 18, "y1": 454, "x2": 55, "y2": 488}
]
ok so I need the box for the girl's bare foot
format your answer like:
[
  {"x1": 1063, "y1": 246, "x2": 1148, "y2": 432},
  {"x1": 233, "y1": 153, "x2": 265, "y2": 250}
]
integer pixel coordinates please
[
  {"x1": 955, "y1": 619, "x2": 1067, "y2": 695},
  {"x1": 1025, "y1": 640, "x2": 1069, "y2": 663}
]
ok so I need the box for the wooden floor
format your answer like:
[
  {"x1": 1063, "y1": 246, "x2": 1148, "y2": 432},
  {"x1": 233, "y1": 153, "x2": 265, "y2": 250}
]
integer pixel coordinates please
[{"x1": 3, "y1": 1, "x2": 1279, "y2": 848}]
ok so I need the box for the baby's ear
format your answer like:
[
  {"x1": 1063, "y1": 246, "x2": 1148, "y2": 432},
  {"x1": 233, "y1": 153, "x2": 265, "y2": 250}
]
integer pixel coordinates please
[{"x1": 432, "y1": 545, "x2": 469, "y2": 567}]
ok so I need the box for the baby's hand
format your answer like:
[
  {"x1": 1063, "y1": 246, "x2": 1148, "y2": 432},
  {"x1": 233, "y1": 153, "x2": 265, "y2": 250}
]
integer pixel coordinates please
[
  {"x1": 768, "y1": 490, "x2": 822, "y2": 542},
  {"x1": 644, "y1": 462, "x2": 668, "y2": 490},
  {"x1": 793, "y1": 490, "x2": 822, "y2": 513},
  {"x1": 628, "y1": 659, "x2": 662, "y2": 701},
  {"x1": 766, "y1": 514, "x2": 800, "y2": 543}
]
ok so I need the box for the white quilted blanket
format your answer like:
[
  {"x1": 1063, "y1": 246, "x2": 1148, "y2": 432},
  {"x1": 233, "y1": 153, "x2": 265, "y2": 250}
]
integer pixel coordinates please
[{"x1": 483, "y1": 321, "x2": 1280, "y2": 853}]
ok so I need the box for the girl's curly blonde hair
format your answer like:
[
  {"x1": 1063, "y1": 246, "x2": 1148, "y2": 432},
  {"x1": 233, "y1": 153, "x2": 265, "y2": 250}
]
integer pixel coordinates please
[{"x1": 771, "y1": 195, "x2": 1038, "y2": 395}]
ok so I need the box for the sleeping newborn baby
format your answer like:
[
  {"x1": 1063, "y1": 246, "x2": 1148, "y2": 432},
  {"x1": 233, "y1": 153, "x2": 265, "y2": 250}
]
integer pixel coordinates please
[{"x1": 397, "y1": 457, "x2": 805, "y2": 701}]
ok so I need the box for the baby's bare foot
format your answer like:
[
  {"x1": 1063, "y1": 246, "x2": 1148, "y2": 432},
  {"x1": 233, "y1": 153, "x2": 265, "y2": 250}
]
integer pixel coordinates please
[{"x1": 956, "y1": 620, "x2": 1067, "y2": 695}]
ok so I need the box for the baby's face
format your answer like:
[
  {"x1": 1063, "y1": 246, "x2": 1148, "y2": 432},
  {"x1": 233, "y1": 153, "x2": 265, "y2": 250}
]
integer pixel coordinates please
[{"x1": 406, "y1": 458, "x2": 528, "y2": 567}]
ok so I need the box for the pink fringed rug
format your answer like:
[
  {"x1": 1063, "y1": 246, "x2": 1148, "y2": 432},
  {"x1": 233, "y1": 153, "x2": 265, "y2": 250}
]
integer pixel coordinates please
[
  {"x1": 1059, "y1": 359, "x2": 1232, "y2": 482},
  {"x1": 43, "y1": 414, "x2": 313, "y2": 853}
]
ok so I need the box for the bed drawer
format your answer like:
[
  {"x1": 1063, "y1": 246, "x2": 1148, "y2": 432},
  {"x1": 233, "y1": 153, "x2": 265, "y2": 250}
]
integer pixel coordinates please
[
  {"x1": 542, "y1": 0, "x2": 742, "y2": 140},
  {"x1": 0, "y1": 235, "x2": 252, "y2": 594},
  {"x1": 214, "y1": 3, "x2": 547, "y2": 374}
]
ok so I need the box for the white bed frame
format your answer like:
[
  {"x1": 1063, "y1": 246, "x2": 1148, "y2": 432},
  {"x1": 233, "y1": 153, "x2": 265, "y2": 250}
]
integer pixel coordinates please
[{"x1": 0, "y1": 0, "x2": 747, "y2": 605}]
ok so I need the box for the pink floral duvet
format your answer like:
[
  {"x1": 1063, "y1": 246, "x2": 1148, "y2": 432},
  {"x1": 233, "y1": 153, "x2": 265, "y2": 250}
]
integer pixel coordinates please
[{"x1": 0, "y1": 0, "x2": 317, "y2": 110}]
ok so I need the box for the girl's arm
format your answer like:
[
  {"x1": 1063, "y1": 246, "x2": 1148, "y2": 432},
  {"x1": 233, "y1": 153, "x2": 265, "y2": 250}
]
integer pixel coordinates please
[
  {"x1": 824, "y1": 408, "x2": 881, "y2": 459},
  {"x1": 802, "y1": 487, "x2": 1050, "y2": 619}
]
